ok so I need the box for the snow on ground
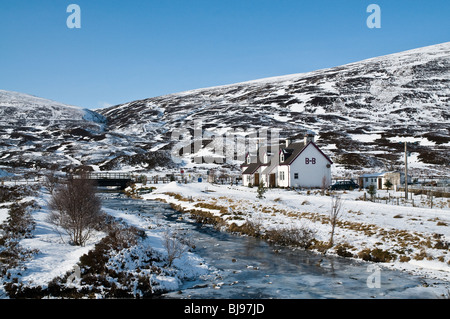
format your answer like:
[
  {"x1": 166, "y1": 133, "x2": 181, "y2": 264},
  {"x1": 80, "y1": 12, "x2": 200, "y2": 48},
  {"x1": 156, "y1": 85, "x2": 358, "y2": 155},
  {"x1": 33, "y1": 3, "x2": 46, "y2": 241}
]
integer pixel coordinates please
[
  {"x1": 0, "y1": 188, "x2": 210, "y2": 297},
  {"x1": 0, "y1": 207, "x2": 9, "y2": 224},
  {"x1": 12, "y1": 193, "x2": 101, "y2": 288},
  {"x1": 141, "y1": 182, "x2": 450, "y2": 283},
  {"x1": 2, "y1": 181, "x2": 449, "y2": 298}
]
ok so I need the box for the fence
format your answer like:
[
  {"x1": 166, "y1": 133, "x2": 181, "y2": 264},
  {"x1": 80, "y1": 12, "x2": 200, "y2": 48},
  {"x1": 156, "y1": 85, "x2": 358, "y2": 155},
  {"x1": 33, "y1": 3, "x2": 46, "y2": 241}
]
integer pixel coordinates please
[
  {"x1": 397, "y1": 184, "x2": 450, "y2": 198},
  {"x1": 0, "y1": 176, "x2": 41, "y2": 186},
  {"x1": 361, "y1": 189, "x2": 449, "y2": 209}
]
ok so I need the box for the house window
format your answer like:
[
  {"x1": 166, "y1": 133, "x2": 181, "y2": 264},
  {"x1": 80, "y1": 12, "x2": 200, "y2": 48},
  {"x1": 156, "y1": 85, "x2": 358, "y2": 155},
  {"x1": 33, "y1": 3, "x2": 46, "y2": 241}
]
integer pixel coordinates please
[
  {"x1": 305, "y1": 157, "x2": 316, "y2": 165},
  {"x1": 294, "y1": 173, "x2": 298, "y2": 179},
  {"x1": 247, "y1": 155, "x2": 250, "y2": 164},
  {"x1": 280, "y1": 153, "x2": 284, "y2": 163},
  {"x1": 280, "y1": 171, "x2": 285, "y2": 180}
]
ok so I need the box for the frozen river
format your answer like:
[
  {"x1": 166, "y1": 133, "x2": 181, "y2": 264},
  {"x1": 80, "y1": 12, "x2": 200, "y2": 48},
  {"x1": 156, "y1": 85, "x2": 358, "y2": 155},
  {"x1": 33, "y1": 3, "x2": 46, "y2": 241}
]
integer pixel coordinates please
[{"x1": 101, "y1": 194, "x2": 445, "y2": 299}]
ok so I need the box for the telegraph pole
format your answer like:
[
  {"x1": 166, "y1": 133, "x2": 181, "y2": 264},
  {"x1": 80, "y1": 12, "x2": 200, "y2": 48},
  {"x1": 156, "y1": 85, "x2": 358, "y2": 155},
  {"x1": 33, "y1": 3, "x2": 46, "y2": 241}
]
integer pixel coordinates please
[{"x1": 404, "y1": 141, "x2": 408, "y2": 199}]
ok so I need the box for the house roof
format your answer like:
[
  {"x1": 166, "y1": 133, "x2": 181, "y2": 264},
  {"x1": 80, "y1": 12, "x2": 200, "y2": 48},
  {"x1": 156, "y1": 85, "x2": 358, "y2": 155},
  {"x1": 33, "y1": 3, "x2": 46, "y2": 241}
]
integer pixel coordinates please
[
  {"x1": 279, "y1": 141, "x2": 333, "y2": 165},
  {"x1": 242, "y1": 163, "x2": 263, "y2": 175},
  {"x1": 241, "y1": 140, "x2": 333, "y2": 172},
  {"x1": 261, "y1": 159, "x2": 278, "y2": 175},
  {"x1": 279, "y1": 142, "x2": 306, "y2": 165}
]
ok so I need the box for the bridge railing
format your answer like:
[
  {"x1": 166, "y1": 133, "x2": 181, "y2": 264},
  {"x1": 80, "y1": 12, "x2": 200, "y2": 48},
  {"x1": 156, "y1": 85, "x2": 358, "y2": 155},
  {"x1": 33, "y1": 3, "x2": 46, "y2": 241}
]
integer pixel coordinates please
[{"x1": 72, "y1": 172, "x2": 132, "y2": 180}]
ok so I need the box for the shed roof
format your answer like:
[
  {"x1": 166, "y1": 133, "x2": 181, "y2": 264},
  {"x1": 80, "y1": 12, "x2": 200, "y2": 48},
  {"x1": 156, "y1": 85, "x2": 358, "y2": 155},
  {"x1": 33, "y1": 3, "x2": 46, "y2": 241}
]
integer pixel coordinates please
[{"x1": 360, "y1": 172, "x2": 387, "y2": 178}]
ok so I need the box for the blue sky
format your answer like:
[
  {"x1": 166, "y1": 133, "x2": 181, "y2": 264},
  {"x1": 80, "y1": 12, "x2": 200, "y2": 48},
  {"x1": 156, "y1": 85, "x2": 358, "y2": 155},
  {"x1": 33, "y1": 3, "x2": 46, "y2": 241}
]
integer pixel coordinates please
[{"x1": 0, "y1": 0, "x2": 449, "y2": 109}]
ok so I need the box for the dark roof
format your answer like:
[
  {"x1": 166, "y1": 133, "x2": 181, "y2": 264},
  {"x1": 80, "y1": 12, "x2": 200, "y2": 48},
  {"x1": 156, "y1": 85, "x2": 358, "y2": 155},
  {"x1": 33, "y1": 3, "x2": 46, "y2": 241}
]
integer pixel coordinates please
[
  {"x1": 280, "y1": 141, "x2": 333, "y2": 165},
  {"x1": 280, "y1": 142, "x2": 306, "y2": 165},
  {"x1": 242, "y1": 163, "x2": 263, "y2": 175},
  {"x1": 241, "y1": 141, "x2": 333, "y2": 171}
]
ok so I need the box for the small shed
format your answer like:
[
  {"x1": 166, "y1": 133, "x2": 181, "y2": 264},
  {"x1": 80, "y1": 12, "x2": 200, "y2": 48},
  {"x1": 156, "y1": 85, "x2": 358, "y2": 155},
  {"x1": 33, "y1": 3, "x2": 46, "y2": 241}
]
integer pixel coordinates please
[
  {"x1": 359, "y1": 171, "x2": 409, "y2": 190},
  {"x1": 359, "y1": 172, "x2": 385, "y2": 189}
]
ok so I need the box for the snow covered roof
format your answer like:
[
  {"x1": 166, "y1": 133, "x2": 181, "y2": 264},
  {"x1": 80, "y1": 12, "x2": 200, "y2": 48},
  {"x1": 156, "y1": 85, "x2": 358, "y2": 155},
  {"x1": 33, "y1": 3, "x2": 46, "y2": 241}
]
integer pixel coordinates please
[
  {"x1": 360, "y1": 172, "x2": 399, "y2": 178},
  {"x1": 360, "y1": 172, "x2": 386, "y2": 178}
]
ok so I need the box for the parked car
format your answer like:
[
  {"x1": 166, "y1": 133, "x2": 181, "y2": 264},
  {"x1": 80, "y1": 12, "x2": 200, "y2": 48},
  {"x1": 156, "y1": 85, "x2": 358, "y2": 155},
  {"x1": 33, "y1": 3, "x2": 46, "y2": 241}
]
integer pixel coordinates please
[{"x1": 330, "y1": 180, "x2": 359, "y2": 190}]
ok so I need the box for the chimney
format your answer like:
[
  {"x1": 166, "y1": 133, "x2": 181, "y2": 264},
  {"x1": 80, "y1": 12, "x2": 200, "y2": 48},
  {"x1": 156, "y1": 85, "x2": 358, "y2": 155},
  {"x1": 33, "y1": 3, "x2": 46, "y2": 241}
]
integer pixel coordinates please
[{"x1": 304, "y1": 131, "x2": 315, "y2": 144}]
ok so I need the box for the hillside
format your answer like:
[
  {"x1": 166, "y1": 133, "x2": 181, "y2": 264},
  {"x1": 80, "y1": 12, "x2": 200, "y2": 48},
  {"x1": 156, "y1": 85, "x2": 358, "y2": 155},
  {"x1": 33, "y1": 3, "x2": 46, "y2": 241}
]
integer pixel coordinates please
[
  {"x1": 0, "y1": 90, "x2": 105, "y2": 124},
  {"x1": 0, "y1": 42, "x2": 449, "y2": 176},
  {"x1": 98, "y1": 42, "x2": 450, "y2": 177}
]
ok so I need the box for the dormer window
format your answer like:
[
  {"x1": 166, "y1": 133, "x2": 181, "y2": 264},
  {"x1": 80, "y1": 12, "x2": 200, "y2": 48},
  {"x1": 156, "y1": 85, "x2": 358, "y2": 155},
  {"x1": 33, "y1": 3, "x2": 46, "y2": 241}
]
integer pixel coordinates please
[
  {"x1": 247, "y1": 154, "x2": 251, "y2": 164},
  {"x1": 280, "y1": 152, "x2": 285, "y2": 163},
  {"x1": 264, "y1": 152, "x2": 272, "y2": 164}
]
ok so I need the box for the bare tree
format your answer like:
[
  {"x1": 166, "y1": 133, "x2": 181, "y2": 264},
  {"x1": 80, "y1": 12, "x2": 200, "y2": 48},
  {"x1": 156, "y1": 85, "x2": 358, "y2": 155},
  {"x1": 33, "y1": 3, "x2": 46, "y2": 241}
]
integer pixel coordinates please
[
  {"x1": 329, "y1": 195, "x2": 343, "y2": 248},
  {"x1": 162, "y1": 230, "x2": 189, "y2": 267},
  {"x1": 321, "y1": 176, "x2": 330, "y2": 195},
  {"x1": 42, "y1": 170, "x2": 59, "y2": 194},
  {"x1": 47, "y1": 178, "x2": 102, "y2": 246}
]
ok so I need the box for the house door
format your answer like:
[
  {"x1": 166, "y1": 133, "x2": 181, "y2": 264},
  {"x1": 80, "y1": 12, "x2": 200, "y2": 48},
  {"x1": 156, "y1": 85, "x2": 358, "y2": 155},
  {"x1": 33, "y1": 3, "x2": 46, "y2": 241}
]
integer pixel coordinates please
[
  {"x1": 378, "y1": 178, "x2": 382, "y2": 189},
  {"x1": 254, "y1": 173, "x2": 260, "y2": 186},
  {"x1": 269, "y1": 173, "x2": 276, "y2": 188}
]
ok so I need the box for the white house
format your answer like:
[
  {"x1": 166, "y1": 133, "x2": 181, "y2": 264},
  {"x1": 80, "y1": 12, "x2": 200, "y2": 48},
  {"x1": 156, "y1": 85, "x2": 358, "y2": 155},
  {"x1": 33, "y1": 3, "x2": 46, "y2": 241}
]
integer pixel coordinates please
[
  {"x1": 359, "y1": 171, "x2": 411, "y2": 190},
  {"x1": 241, "y1": 132, "x2": 333, "y2": 188}
]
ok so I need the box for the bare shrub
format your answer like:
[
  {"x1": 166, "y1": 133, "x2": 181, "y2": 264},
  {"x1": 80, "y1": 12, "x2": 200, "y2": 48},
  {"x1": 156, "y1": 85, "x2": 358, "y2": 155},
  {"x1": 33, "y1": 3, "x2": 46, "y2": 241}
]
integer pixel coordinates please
[
  {"x1": 47, "y1": 178, "x2": 102, "y2": 246},
  {"x1": 162, "y1": 230, "x2": 189, "y2": 267},
  {"x1": 357, "y1": 248, "x2": 394, "y2": 262},
  {"x1": 3, "y1": 202, "x2": 36, "y2": 239},
  {"x1": 265, "y1": 224, "x2": 315, "y2": 249},
  {"x1": 42, "y1": 171, "x2": 59, "y2": 194},
  {"x1": 329, "y1": 195, "x2": 343, "y2": 248},
  {"x1": 0, "y1": 201, "x2": 39, "y2": 277},
  {"x1": 321, "y1": 176, "x2": 330, "y2": 195}
]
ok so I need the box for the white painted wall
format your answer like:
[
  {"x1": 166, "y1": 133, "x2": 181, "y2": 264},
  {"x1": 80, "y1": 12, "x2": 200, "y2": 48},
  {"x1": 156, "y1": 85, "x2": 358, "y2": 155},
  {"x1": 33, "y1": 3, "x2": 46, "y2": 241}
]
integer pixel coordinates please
[
  {"x1": 361, "y1": 176, "x2": 379, "y2": 189},
  {"x1": 288, "y1": 144, "x2": 331, "y2": 188},
  {"x1": 277, "y1": 165, "x2": 290, "y2": 187},
  {"x1": 243, "y1": 174, "x2": 253, "y2": 186}
]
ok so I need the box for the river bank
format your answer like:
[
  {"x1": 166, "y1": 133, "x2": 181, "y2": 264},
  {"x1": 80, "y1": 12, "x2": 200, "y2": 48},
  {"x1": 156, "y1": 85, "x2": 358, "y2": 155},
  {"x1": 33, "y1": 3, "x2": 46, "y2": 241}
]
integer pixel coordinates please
[
  {"x1": 1, "y1": 181, "x2": 449, "y2": 299},
  {"x1": 137, "y1": 181, "x2": 450, "y2": 285},
  {"x1": 0, "y1": 186, "x2": 210, "y2": 298}
]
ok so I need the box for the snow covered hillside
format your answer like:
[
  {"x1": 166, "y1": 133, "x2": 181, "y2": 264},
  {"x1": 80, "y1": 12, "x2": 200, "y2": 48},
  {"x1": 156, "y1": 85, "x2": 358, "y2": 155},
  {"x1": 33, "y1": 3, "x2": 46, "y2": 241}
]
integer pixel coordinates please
[
  {"x1": 0, "y1": 90, "x2": 176, "y2": 172},
  {"x1": 0, "y1": 90, "x2": 105, "y2": 124},
  {"x1": 99, "y1": 42, "x2": 450, "y2": 176},
  {"x1": 0, "y1": 42, "x2": 448, "y2": 176}
]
